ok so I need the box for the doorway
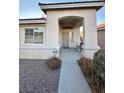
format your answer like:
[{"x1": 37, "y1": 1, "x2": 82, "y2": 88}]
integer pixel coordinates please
[{"x1": 62, "y1": 32, "x2": 69, "y2": 48}]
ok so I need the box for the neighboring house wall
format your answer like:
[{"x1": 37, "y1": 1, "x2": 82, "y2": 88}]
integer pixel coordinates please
[
  {"x1": 97, "y1": 23, "x2": 105, "y2": 49},
  {"x1": 97, "y1": 30, "x2": 105, "y2": 49}
]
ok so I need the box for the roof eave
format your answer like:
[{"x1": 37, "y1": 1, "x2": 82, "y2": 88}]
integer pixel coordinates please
[
  {"x1": 19, "y1": 23, "x2": 46, "y2": 25},
  {"x1": 19, "y1": 18, "x2": 46, "y2": 24},
  {"x1": 39, "y1": 2, "x2": 104, "y2": 14}
]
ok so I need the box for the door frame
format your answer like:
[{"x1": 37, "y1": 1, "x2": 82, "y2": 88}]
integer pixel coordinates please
[{"x1": 62, "y1": 31, "x2": 69, "y2": 48}]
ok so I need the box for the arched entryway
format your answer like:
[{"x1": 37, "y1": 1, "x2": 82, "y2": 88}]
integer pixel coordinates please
[{"x1": 59, "y1": 16, "x2": 84, "y2": 49}]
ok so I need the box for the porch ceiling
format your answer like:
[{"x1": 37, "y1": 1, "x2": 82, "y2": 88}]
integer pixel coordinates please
[{"x1": 59, "y1": 16, "x2": 82, "y2": 28}]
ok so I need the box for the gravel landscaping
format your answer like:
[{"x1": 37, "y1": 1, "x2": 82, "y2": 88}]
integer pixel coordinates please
[{"x1": 19, "y1": 59, "x2": 60, "y2": 93}]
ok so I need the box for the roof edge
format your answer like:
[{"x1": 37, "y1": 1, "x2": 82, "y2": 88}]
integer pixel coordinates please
[
  {"x1": 39, "y1": 0, "x2": 104, "y2": 5},
  {"x1": 97, "y1": 23, "x2": 105, "y2": 30},
  {"x1": 19, "y1": 18, "x2": 46, "y2": 25},
  {"x1": 19, "y1": 18, "x2": 46, "y2": 21},
  {"x1": 39, "y1": 1, "x2": 104, "y2": 14}
]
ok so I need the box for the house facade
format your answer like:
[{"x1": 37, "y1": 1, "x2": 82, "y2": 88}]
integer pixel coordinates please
[{"x1": 19, "y1": 0, "x2": 104, "y2": 59}]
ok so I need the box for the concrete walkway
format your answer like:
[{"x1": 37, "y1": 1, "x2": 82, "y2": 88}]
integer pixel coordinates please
[{"x1": 58, "y1": 49, "x2": 92, "y2": 93}]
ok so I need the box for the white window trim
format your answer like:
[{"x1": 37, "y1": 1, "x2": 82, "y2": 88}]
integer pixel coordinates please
[{"x1": 24, "y1": 27, "x2": 45, "y2": 46}]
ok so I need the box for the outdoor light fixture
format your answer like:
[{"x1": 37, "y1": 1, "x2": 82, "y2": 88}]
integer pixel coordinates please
[{"x1": 53, "y1": 49, "x2": 58, "y2": 57}]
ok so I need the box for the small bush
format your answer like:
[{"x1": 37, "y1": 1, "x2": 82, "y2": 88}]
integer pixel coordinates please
[
  {"x1": 47, "y1": 57, "x2": 61, "y2": 70},
  {"x1": 78, "y1": 57, "x2": 92, "y2": 76},
  {"x1": 92, "y1": 49, "x2": 105, "y2": 93},
  {"x1": 93, "y1": 49, "x2": 105, "y2": 80}
]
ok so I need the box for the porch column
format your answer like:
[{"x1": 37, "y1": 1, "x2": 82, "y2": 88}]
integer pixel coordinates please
[
  {"x1": 82, "y1": 14, "x2": 100, "y2": 59},
  {"x1": 46, "y1": 17, "x2": 59, "y2": 48},
  {"x1": 45, "y1": 17, "x2": 60, "y2": 57}
]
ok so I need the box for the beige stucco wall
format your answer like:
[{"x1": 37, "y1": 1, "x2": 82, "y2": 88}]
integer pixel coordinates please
[
  {"x1": 19, "y1": 8, "x2": 99, "y2": 59},
  {"x1": 19, "y1": 24, "x2": 60, "y2": 59},
  {"x1": 20, "y1": 48, "x2": 59, "y2": 59},
  {"x1": 59, "y1": 28, "x2": 63, "y2": 47},
  {"x1": 46, "y1": 9, "x2": 99, "y2": 58},
  {"x1": 19, "y1": 24, "x2": 46, "y2": 48}
]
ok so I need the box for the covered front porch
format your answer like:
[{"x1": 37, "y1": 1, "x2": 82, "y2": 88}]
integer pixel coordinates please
[
  {"x1": 40, "y1": 1, "x2": 103, "y2": 59},
  {"x1": 59, "y1": 16, "x2": 83, "y2": 49},
  {"x1": 57, "y1": 15, "x2": 99, "y2": 59}
]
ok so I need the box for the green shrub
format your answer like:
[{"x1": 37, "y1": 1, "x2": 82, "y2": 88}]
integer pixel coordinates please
[
  {"x1": 47, "y1": 57, "x2": 61, "y2": 70},
  {"x1": 92, "y1": 49, "x2": 105, "y2": 93},
  {"x1": 93, "y1": 49, "x2": 105, "y2": 80}
]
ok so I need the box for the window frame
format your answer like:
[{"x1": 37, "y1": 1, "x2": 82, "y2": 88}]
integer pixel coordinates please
[
  {"x1": 25, "y1": 28, "x2": 34, "y2": 43},
  {"x1": 24, "y1": 27, "x2": 45, "y2": 45}
]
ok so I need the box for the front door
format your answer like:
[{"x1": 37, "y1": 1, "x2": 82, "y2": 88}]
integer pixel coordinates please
[{"x1": 63, "y1": 32, "x2": 69, "y2": 48}]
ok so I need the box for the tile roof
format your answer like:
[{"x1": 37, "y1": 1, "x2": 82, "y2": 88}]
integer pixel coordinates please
[
  {"x1": 39, "y1": 0, "x2": 104, "y2": 5},
  {"x1": 39, "y1": 0, "x2": 104, "y2": 14},
  {"x1": 19, "y1": 18, "x2": 46, "y2": 21},
  {"x1": 19, "y1": 18, "x2": 46, "y2": 25}
]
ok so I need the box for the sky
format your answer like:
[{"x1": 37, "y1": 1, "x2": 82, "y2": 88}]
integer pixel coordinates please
[{"x1": 19, "y1": 0, "x2": 105, "y2": 25}]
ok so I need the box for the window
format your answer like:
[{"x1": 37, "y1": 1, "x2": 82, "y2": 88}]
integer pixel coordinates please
[
  {"x1": 25, "y1": 29, "x2": 33, "y2": 43},
  {"x1": 25, "y1": 28, "x2": 44, "y2": 44}
]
